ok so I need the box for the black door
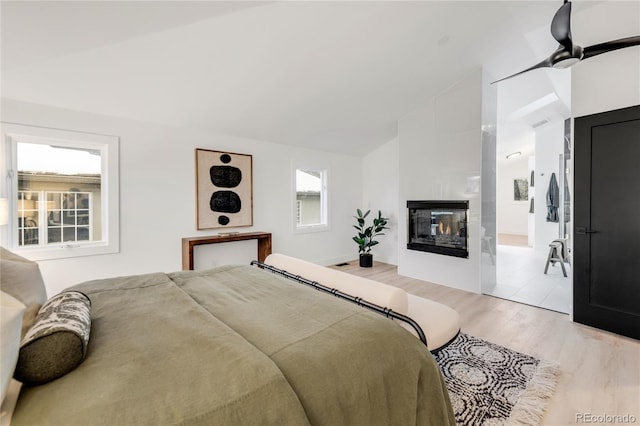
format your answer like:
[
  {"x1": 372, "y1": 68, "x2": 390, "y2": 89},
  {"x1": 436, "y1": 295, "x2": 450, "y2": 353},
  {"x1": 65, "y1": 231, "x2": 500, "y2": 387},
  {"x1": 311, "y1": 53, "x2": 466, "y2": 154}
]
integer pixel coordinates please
[{"x1": 574, "y1": 105, "x2": 640, "y2": 340}]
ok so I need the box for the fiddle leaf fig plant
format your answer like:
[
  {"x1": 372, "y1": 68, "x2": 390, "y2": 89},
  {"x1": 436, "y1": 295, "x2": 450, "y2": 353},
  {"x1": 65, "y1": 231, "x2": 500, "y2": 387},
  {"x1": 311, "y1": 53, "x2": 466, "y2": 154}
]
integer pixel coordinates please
[{"x1": 352, "y1": 209, "x2": 389, "y2": 254}]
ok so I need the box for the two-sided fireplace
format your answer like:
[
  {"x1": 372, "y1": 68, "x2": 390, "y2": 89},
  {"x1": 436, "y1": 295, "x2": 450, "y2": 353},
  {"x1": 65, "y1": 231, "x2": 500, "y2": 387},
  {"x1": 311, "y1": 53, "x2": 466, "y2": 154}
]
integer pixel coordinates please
[{"x1": 407, "y1": 200, "x2": 469, "y2": 258}]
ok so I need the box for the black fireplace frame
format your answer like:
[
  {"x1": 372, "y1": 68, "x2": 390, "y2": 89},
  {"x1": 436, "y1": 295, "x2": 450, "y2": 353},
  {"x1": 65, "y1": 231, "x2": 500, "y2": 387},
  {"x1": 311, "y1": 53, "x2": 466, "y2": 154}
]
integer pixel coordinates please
[{"x1": 406, "y1": 200, "x2": 469, "y2": 258}]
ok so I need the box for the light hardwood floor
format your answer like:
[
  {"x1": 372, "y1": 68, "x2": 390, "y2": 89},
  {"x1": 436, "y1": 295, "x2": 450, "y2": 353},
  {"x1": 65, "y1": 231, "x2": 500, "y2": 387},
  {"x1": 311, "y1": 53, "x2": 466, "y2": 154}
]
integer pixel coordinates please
[
  {"x1": 331, "y1": 260, "x2": 640, "y2": 426},
  {"x1": 498, "y1": 233, "x2": 529, "y2": 247}
]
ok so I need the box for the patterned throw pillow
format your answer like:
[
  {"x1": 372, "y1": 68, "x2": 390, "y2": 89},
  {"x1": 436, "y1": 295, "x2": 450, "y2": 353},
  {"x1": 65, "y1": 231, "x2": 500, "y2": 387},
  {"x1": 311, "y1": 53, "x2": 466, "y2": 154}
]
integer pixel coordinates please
[{"x1": 14, "y1": 291, "x2": 91, "y2": 385}]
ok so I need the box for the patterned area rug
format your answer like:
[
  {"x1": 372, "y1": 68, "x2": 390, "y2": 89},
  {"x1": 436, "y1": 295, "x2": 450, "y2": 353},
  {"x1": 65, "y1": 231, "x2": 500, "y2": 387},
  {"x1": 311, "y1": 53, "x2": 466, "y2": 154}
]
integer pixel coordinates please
[{"x1": 434, "y1": 333, "x2": 560, "y2": 426}]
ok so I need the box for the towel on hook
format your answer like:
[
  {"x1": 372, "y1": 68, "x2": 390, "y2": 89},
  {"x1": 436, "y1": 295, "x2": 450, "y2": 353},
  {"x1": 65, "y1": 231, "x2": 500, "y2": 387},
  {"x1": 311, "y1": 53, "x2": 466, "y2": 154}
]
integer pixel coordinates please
[{"x1": 546, "y1": 173, "x2": 559, "y2": 223}]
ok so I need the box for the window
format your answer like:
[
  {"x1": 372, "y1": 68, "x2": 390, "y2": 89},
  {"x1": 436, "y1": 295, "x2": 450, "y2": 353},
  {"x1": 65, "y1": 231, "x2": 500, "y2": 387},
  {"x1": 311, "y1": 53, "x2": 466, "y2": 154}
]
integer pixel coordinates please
[
  {"x1": 2, "y1": 123, "x2": 119, "y2": 260},
  {"x1": 294, "y1": 167, "x2": 328, "y2": 231}
]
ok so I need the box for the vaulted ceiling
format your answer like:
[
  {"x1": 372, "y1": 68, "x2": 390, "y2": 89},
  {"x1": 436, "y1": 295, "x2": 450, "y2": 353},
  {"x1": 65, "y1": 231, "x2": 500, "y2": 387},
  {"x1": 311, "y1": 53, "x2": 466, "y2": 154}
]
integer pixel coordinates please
[{"x1": 2, "y1": 1, "x2": 635, "y2": 156}]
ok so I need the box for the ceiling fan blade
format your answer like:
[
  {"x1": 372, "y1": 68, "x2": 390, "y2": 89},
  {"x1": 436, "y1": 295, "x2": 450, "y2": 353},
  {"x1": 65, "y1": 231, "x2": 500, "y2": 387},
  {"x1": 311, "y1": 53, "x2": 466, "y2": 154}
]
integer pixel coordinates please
[
  {"x1": 551, "y1": 1, "x2": 573, "y2": 51},
  {"x1": 491, "y1": 57, "x2": 554, "y2": 84},
  {"x1": 582, "y1": 36, "x2": 640, "y2": 59}
]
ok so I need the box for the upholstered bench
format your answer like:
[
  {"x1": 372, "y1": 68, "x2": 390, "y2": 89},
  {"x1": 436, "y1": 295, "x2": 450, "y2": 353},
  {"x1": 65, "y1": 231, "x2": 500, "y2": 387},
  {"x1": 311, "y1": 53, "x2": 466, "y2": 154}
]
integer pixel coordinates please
[{"x1": 264, "y1": 253, "x2": 461, "y2": 352}]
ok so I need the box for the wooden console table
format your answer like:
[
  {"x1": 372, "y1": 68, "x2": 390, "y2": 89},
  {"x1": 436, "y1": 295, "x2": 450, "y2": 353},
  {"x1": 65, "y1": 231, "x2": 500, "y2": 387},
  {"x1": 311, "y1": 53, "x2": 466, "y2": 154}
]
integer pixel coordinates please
[{"x1": 181, "y1": 232, "x2": 272, "y2": 270}]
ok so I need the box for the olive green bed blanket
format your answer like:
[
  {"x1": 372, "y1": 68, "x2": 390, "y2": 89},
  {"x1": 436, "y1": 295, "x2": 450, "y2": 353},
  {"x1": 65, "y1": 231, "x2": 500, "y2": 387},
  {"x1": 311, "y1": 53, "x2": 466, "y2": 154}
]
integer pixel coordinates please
[{"x1": 12, "y1": 265, "x2": 454, "y2": 425}]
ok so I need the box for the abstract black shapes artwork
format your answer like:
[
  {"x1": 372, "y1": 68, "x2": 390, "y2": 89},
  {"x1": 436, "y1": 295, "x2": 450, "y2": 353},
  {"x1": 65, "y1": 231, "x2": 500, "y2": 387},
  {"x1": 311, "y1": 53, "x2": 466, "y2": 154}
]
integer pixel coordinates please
[
  {"x1": 210, "y1": 191, "x2": 241, "y2": 213},
  {"x1": 196, "y1": 149, "x2": 253, "y2": 229},
  {"x1": 210, "y1": 166, "x2": 242, "y2": 188}
]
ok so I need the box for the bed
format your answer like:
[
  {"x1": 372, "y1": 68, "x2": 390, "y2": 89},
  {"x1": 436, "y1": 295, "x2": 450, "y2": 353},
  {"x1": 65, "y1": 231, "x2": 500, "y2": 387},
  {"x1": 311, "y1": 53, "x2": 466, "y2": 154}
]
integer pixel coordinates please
[{"x1": 1, "y1": 249, "x2": 455, "y2": 425}]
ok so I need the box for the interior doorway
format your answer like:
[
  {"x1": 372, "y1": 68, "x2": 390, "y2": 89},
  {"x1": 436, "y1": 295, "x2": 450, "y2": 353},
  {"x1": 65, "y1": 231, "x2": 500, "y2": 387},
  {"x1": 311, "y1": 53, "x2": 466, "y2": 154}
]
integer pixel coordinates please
[{"x1": 482, "y1": 69, "x2": 572, "y2": 314}]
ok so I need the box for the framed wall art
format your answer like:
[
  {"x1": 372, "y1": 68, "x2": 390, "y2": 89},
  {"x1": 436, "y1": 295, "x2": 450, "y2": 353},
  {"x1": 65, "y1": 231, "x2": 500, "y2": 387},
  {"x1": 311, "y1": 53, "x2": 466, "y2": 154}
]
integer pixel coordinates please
[
  {"x1": 513, "y1": 177, "x2": 529, "y2": 201},
  {"x1": 195, "y1": 148, "x2": 253, "y2": 229}
]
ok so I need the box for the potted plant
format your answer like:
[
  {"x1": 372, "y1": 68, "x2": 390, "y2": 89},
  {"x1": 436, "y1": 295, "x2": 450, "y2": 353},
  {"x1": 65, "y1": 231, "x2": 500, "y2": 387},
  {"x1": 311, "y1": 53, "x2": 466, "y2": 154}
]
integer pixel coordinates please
[{"x1": 352, "y1": 209, "x2": 389, "y2": 267}]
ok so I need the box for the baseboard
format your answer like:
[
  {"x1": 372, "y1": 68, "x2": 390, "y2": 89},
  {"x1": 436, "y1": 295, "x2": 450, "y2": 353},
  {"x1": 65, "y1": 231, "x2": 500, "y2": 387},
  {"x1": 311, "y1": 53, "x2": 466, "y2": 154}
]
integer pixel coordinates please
[
  {"x1": 316, "y1": 254, "x2": 398, "y2": 267},
  {"x1": 316, "y1": 254, "x2": 355, "y2": 267}
]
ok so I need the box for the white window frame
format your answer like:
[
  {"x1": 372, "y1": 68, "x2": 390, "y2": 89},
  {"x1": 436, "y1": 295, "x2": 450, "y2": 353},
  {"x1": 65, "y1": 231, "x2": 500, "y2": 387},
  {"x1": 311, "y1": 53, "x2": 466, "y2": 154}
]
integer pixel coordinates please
[
  {"x1": 1, "y1": 122, "x2": 120, "y2": 260},
  {"x1": 292, "y1": 164, "x2": 329, "y2": 233}
]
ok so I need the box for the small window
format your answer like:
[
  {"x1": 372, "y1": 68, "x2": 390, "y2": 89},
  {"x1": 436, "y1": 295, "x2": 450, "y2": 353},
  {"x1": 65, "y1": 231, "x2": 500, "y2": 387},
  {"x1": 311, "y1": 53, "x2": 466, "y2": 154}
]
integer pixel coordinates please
[
  {"x1": 2, "y1": 123, "x2": 119, "y2": 260},
  {"x1": 294, "y1": 168, "x2": 328, "y2": 231}
]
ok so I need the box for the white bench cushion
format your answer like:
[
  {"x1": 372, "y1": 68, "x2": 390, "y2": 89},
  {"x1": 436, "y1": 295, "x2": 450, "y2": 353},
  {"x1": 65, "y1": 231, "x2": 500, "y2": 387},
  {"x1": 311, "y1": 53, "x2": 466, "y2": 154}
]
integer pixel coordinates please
[
  {"x1": 263, "y1": 253, "x2": 460, "y2": 351},
  {"x1": 402, "y1": 294, "x2": 461, "y2": 352},
  {"x1": 265, "y1": 254, "x2": 409, "y2": 315}
]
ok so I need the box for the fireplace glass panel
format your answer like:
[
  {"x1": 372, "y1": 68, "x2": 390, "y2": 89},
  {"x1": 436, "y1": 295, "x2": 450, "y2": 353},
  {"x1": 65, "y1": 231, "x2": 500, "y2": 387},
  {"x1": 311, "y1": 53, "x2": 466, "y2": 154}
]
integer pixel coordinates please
[{"x1": 407, "y1": 200, "x2": 469, "y2": 258}]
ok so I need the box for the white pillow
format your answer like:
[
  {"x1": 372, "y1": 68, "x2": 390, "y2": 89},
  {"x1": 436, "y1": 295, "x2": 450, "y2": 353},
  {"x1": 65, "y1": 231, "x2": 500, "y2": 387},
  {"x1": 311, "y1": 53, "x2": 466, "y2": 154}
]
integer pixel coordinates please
[{"x1": 1, "y1": 291, "x2": 25, "y2": 403}]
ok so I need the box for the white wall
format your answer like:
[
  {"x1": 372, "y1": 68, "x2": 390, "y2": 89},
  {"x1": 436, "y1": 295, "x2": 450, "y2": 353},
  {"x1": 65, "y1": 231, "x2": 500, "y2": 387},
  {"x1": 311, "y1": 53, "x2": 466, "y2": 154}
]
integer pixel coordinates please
[
  {"x1": 497, "y1": 154, "x2": 530, "y2": 236},
  {"x1": 397, "y1": 70, "x2": 482, "y2": 293},
  {"x1": 1, "y1": 99, "x2": 363, "y2": 296},
  {"x1": 571, "y1": 2, "x2": 640, "y2": 118},
  {"x1": 361, "y1": 137, "x2": 399, "y2": 265},
  {"x1": 534, "y1": 121, "x2": 563, "y2": 250}
]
